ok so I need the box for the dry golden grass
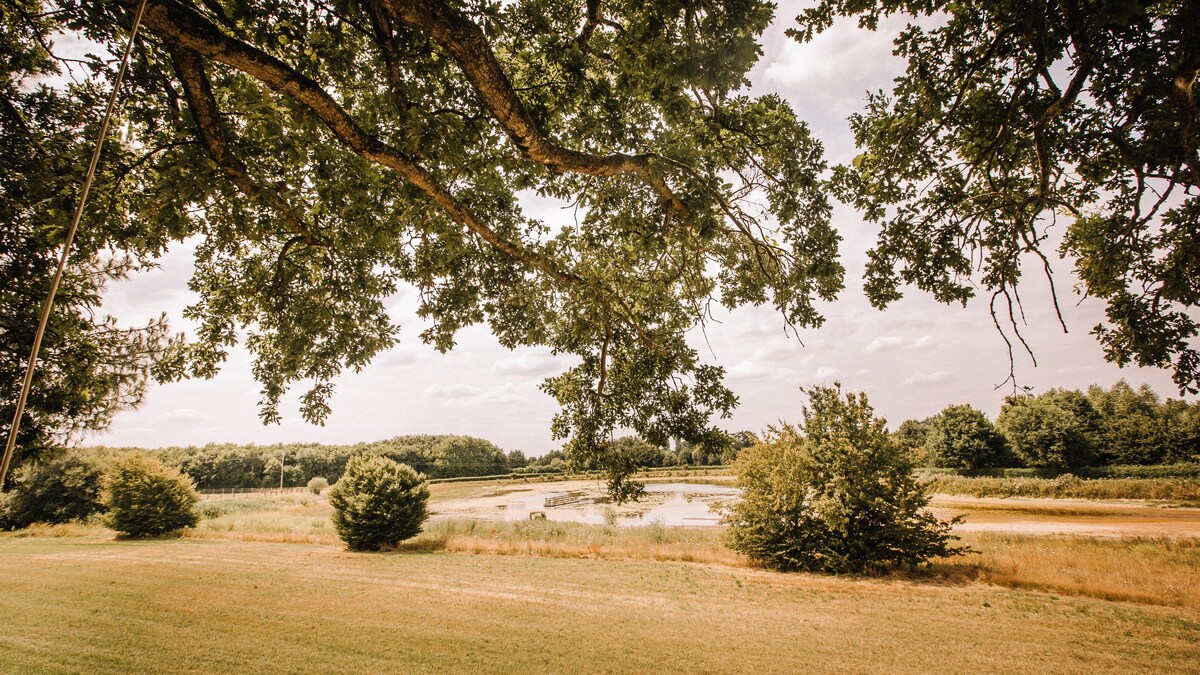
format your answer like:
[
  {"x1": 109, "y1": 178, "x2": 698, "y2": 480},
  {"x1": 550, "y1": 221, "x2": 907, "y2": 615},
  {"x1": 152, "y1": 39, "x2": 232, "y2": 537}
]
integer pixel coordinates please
[
  {"x1": 1, "y1": 536, "x2": 1197, "y2": 674},
  {"x1": 4, "y1": 486, "x2": 1199, "y2": 672},
  {"x1": 420, "y1": 518, "x2": 746, "y2": 566},
  {"x1": 181, "y1": 489, "x2": 1200, "y2": 611},
  {"x1": 932, "y1": 533, "x2": 1200, "y2": 610}
]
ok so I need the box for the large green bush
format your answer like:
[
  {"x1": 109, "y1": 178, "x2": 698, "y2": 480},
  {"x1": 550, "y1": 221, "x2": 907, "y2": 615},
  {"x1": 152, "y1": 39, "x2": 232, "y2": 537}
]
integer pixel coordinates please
[
  {"x1": 925, "y1": 404, "x2": 1010, "y2": 470},
  {"x1": 102, "y1": 454, "x2": 200, "y2": 537},
  {"x1": 724, "y1": 384, "x2": 965, "y2": 573},
  {"x1": 328, "y1": 454, "x2": 429, "y2": 551},
  {"x1": 0, "y1": 454, "x2": 105, "y2": 530},
  {"x1": 997, "y1": 396, "x2": 1093, "y2": 470}
]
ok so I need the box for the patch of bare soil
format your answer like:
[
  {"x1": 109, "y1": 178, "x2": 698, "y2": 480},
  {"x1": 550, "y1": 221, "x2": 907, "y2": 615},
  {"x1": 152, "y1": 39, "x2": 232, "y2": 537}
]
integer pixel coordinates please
[{"x1": 930, "y1": 495, "x2": 1200, "y2": 538}]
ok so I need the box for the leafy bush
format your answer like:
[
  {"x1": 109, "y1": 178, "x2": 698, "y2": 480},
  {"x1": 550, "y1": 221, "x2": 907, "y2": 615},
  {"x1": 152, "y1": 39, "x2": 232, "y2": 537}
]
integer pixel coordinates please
[
  {"x1": 997, "y1": 396, "x2": 1093, "y2": 469},
  {"x1": 891, "y1": 419, "x2": 931, "y2": 465},
  {"x1": 724, "y1": 384, "x2": 965, "y2": 573},
  {"x1": 307, "y1": 476, "x2": 329, "y2": 494},
  {"x1": 328, "y1": 454, "x2": 429, "y2": 551},
  {"x1": 0, "y1": 454, "x2": 105, "y2": 530},
  {"x1": 925, "y1": 404, "x2": 1010, "y2": 469},
  {"x1": 1080, "y1": 463, "x2": 1200, "y2": 479},
  {"x1": 102, "y1": 454, "x2": 200, "y2": 537}
]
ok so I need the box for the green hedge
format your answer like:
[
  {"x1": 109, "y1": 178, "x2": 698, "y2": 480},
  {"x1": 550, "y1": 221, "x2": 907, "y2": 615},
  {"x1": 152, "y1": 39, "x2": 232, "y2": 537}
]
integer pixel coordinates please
[
  {"x1": 927, "y1": 475, "x2": 1200, "y2": 501},
  {"x1": 916, "y1": 463, "x2": 1200, "y2": 480}
]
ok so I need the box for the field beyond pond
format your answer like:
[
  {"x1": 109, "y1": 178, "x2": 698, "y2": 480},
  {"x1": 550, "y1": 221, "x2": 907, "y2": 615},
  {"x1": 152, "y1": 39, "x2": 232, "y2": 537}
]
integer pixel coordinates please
[{"x1": 2, "y1": 478, "x2": 1198, "y2": 673}]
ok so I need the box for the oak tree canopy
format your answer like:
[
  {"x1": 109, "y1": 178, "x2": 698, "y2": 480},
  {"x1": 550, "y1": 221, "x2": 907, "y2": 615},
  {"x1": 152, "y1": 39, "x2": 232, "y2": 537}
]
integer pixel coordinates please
[
  {"x1": 799, "y1": 0, "x2": 1200, "y2": 391},
  {"x1": 2, "y1": 0, "x2": 1196, "y2": 477}
]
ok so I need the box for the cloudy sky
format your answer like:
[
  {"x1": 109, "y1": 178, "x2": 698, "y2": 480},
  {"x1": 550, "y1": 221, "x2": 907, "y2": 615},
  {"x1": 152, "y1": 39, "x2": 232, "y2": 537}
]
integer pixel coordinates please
[{"x1": 86, "y1": 8, "x2": 1188, "y2": 455}]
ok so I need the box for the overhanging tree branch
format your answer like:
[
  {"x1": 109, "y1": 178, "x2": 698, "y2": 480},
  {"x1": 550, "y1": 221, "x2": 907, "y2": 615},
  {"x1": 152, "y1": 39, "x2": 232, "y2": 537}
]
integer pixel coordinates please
[
  {"x1": 132, "y1": 0, "x2": 581, "y2": 286},
  {"x1": 383, "y1": 0, "x2": 692, "y2": 215}
]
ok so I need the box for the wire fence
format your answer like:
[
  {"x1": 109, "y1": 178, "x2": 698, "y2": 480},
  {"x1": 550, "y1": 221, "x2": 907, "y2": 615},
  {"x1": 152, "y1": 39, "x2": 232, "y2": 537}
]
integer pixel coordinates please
[
  {"x1": 195, "y1": 466, "x2": 735, "y2": 493},
  {"x1": 198, "y1": 487, "x2": 309, "y2": 497}
]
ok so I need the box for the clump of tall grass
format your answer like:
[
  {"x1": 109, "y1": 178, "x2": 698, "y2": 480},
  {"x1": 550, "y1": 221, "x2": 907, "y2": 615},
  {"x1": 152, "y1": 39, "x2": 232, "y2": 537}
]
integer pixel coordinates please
[
  {"x1": 913, "y1": 533, "x2": 1200, "y2": 611},
  {"x1": 198, "y1": 497, "x2": 276, "y2": 520},
  {"x1": 927, "y1": 475, "x2": 1200, "y2": 502},
  {"x1": 0, "y1": 521, "x2": 105, "y2": 538},
  {"x1": 410, "y1": 518, "x2": 743, "y2": 565}
]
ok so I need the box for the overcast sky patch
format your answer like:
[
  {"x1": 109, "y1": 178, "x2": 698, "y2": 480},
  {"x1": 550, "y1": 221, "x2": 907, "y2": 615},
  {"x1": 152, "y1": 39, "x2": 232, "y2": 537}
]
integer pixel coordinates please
[{"x1": 905, "y1": 371, "x2": 953, "y2": 386}]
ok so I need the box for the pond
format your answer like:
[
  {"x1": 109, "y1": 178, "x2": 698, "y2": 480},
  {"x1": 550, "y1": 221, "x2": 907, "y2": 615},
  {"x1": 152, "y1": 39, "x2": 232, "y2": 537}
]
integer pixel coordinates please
[{"x1": 500, "y1": 482, "x2": 741, "y2": 527}]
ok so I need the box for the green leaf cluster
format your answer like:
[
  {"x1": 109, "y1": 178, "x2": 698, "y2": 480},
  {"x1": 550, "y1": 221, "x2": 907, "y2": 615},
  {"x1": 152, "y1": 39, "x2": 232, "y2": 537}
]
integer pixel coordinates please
[
  {"x1": 3, "y1": 1, "x2": 843, "y2": 492},
  {"x1": 924, "y1": 404, "x2": 1010, "y2": 470},
  {"x1": 1, "y1": 1, "x2": 179, "y2": 473},
  {"x1": 801, "y1": 0, "x2": 1200, "y2": 392}
]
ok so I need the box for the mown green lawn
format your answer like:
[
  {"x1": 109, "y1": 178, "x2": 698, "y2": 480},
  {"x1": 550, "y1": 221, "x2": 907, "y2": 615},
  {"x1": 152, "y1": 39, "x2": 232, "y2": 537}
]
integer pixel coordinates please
[{"x1": 1, "y1": 535, "x2": 1197, "y2": 673}]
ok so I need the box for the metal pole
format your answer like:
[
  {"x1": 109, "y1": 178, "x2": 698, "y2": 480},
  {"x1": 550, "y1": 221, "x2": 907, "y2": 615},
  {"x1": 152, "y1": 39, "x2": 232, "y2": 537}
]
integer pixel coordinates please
[{"x1": 0, "y1": 0, "x2": 150, "y2": 489}]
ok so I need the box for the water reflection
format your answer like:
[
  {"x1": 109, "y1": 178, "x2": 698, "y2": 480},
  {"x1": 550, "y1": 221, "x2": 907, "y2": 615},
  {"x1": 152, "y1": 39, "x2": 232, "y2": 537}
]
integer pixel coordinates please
[{"x1": 502, "y1": 482, "x2": 740, "y2": 527}]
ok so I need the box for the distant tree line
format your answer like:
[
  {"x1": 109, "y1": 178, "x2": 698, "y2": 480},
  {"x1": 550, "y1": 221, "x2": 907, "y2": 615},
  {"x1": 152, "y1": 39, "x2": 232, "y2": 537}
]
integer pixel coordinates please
[
  {"x1": 895, "y1": 381, "x2": 1200, "y2": 472},
  {"x1": 72, "y1": 428, "x2": 756, "y2": 491},
  {"x1": 514, "y1": 432, "x2": 757, "y2": 475},
  {"x1": 88, "y1": 435, "x2": 510, "y2": 489}
]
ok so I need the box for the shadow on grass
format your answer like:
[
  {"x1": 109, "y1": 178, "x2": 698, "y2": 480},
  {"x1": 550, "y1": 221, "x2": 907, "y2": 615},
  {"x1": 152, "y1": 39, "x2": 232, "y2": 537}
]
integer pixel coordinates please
[{"x1": 373, "y1": 535, "x2": 449, "y2": 554}]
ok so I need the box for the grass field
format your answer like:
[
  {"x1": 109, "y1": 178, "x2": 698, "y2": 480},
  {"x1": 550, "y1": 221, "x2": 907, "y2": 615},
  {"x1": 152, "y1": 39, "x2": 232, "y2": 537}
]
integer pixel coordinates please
[
  {"x1": 176, "y1": 490, "x2": 1200, "y2": 608},
  {"x1": 2, "y1": 486, "x2": 1199, "y2": 672},
  {"x1": 1, "y1": 535, "x2": 1197, "y2": 674}
]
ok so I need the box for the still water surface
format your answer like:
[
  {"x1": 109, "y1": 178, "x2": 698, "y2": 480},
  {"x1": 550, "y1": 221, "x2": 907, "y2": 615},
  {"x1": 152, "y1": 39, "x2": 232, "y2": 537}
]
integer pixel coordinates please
[{"x1": 502, "y1": 482, "x2": 740, "y2": 527}]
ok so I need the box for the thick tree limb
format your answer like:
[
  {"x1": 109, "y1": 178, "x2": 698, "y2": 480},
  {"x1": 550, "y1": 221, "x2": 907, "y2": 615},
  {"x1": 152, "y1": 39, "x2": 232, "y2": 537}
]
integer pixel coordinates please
[
  {"x1": 168, "y1": 42, "x2": 327, "y2": 243},
  {"x1": 133, "y1": 0, "x2": 580, "y2": 286},
  {"x1": 384, "y1": 0, "x2": 691, "y2": 214},
  {"x1": 167, "y1": 44, "x2": 258, "y2": 196}
]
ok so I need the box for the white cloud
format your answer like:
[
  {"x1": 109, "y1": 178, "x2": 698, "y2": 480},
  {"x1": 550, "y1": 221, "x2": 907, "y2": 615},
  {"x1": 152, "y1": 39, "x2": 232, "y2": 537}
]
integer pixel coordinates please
[
  {"x1": 155, "y1": 408, "x2": 208, "y2": 425},
  {"x1": 735, "y1": 320, "x2": 787, "y2": 339},
  {"x1": 475, "y1": 384, "x2": 527, "y2": 405},
  {"x1": 912, "y1": 335, "x2": 937, "y2": 350},
  {"x1": 865, "y1": 336, "x2": 905, "y2": 353},
  {"x1": 376, "y1": 348, "x2": 422, "y2": 368},
  {"x1": 905, "y1": 371, "x2": 953, "y2": 386},
  {"x1": 753, "y1": 339, "x2": 813, "y2": 363},
  {"x1": 727, "y1": 360, "x2": 793, "y2": 382},
  {"x1": 423, "y1": 383, "x2": 482, "y2": 400},
  {"x1": 422, "y1": 382, "x2": 528, "y2": 406},
  {"x1": 814, "y1": 366, "x2": 842, "y2": 379}
]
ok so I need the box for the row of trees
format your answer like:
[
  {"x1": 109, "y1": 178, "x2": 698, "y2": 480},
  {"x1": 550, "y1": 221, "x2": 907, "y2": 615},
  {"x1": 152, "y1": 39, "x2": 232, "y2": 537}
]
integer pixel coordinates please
[
  {"x1": 897, "y1": 381, "x2": 1200, "y2": 471},
  {"x1": 41, "y1": 428, "x2": 748, "y2": 495},
  {"x1": 89, "y1": 435, "x2": 508, "y2": 489},
  {"x1": 518, "y1": 432, "x2": 757, "y2": 474}
]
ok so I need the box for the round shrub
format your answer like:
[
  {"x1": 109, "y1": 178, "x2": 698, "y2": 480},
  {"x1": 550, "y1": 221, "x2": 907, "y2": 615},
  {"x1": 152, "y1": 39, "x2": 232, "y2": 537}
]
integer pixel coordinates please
[
  {"x1": 997, "y1": 396, "x2": 1092, "y2": 470},
  {"x1": 724, "y1": 384, "x2": 965, "y2": 573},
  {"x1": 102, "y1": 453, "x2": 200, "y2": 537},
  {"x1": 0, "y1": 454, "x2": 105, "y2": 530},
  {"x1": 328, "y1": 454, "x2": 429, "y2": 551},
  {"x1": 307, "y1": 476, "x2": 329, "y2": 494},
  {"x1": 925, "y1": 404, "x2": 1009, "y2": 470}
]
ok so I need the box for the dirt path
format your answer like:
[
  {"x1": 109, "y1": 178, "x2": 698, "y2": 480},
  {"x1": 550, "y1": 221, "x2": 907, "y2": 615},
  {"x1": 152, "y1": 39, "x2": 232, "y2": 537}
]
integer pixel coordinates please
[
  {"x1": 430, "y1": 479, "x2": 1200, "y2": 537},
  {"x1": 931, "y1": 494, "x2": 1200, "y2": 538}
]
